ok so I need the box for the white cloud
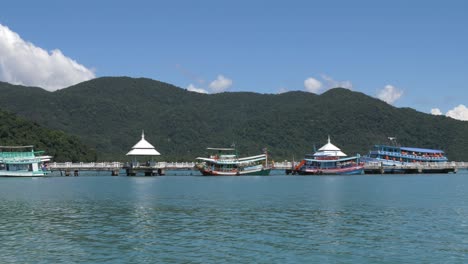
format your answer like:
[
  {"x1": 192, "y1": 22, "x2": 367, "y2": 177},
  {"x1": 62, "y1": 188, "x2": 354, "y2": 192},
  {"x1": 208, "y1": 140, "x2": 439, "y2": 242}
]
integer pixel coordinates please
[
  {"x1": 430, "y1": 105, "x2": 468, "y2": 121},
  {"x1": 0, "y1": 24, "x2": 95, "y2": 91},
  {"x1": 377, "y1": 85, "x2": 403, "y2": 104},
  {"x1": 431, "y1": 108, "x2": 442, "y2": 115},
  {"x1": 277, "y1": 87, "x2": 289, "y2": 94},
  {"x1": 303, "y1": 75, "x2": 352, "y2": 94},
  {"x1": 209, "y1": 75, "x2": 232, "y2": 93},
  {"x1": 446, "y1": 104, "x2": 468, "y2": 121},
  {"x1": 187, "y1": 83, "x2": 208, "y2": 94},
  {"x1": 304, "y1": 77, "x2": 322, "y2": 93},
  {"x1": 321, "y1": 74, "x2": 353, "y2": 90}
]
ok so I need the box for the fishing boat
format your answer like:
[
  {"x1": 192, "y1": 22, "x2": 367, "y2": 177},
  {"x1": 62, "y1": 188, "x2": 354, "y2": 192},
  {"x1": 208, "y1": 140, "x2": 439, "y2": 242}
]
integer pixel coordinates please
[
  {"x1": 0, "y1": 146, "x2": 51, "y2": 177},
  {"x1": 195, "y1": 147, "x2": 271, "y2": 176},
  {"x1": 362, "y1": 137, "x2": 449, "y2": 166},
  {"x1": 294, "y1": 136, "x2": 364, "y2": 175}
]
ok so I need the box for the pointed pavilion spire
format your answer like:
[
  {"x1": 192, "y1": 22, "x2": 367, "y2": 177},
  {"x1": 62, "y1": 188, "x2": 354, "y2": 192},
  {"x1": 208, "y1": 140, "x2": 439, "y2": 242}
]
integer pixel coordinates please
[
  {"x1": 126, "y1": 130, "x2": 160, "y2": 156},
  {"x1": 315, "y1": 135, "x2": 347, "y2": 157}
]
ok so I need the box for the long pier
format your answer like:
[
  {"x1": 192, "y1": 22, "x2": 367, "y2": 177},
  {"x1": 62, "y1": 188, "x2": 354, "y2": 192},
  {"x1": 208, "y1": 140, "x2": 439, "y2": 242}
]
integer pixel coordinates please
[
  {"x1": 48, "y1": 161, "x2": 468, "y2": 175},
  {"x1": 49, "y1": 162, "x2": 197, "y2": 176}
]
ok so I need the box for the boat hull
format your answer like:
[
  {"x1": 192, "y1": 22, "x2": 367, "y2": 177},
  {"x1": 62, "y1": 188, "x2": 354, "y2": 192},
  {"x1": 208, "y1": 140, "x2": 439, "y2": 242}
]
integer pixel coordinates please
[
  {"x1": 0, "y1": 171, "x2": 48, "y2": 177},
  {"x1": 296, "y1": 166, "x2": 364, "y2": 175},
  {"x1": 200, "y1": 168, "x2": 271, "y2": 176}
]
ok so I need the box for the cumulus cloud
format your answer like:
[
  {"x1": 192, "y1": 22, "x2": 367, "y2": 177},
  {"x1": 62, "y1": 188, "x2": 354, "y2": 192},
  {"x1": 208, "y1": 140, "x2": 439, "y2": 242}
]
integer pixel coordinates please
[
  {"x1": 304, "y1": 77, "x2": 322, "y2": 93},
  {"x1": 303, "y1": 75, "x2": 352, "y2": 94},
  {"x1": 446, "y1": 105, "x2": 468, "y2": 121},
  {"x1": 431, "y1": 108, "x2": 442, "y2": 115},
  {"x1": 187, "y1": 83, "x2": 208, "y2": 94},
  {"x1": 377, "y1": 85, "x2": 403, "y2": 104},
  {"x1": 430, "y1": 105, "x2": 468, "y2": 121},
  {"x1": 0, "y1": 24, "x2": 95, "y2": 91},
  {"x1": 321, "y1": 74, "x2": 353, "y2": 90},
  {"x1": 209, "y1": 75, "x2": 232, "y2": 93},
  {"x1": 277, "y1": 87, "x2": 289, "y2": 94}
]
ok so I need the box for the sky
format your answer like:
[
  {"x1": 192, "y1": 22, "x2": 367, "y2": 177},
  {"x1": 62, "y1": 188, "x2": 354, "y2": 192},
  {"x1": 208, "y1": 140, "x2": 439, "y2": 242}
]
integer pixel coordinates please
[{"x1": 1, "y1": 0, "x2": 467, "y2": 120}]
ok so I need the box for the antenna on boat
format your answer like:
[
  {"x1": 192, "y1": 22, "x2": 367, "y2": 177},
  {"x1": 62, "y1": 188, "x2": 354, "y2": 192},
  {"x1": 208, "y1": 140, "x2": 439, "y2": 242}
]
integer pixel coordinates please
[
  {"x1": 388, "y1": 137, "x2": 397, "y2": 146},
  {"x1": 262, "y1": 147, "x2": 268, "y2": 168},
  {"x1": 231, "y1": 142, "x2": 238, "y2": 161}
]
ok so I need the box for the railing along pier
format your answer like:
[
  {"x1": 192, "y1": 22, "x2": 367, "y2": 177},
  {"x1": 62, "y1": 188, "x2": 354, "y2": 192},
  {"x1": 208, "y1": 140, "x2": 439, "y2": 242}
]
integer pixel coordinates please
[{"x1": 48, "y1": 161, "x2": 468, "y2": 176}]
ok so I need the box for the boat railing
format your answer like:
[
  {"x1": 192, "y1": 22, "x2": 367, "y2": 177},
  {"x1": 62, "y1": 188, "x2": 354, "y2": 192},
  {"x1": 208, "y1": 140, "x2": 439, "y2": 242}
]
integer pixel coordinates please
[
  {"x1": 376, "y1": 150, "x2": 447, "y2": 161},
  {"x1": 364, "y1": 161, "x2": 458, "y2": 168},
  {"x1": 50, "y1": 162, "x2": 122, "y2": 169},
  {"x1": 161, "y1": 162, "x2": 196, "y2": 168},
  {"x1": 0, "y1": 152, "x2": 36, "y2": 159}
]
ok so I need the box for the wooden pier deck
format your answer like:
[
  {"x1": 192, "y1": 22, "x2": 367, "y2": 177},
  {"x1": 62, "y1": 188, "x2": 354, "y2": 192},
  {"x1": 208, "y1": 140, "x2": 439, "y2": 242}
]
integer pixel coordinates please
[
  {"x1": 49, "y1": 162, "x2": 197, "y2": 176},
  {"x1": 48, "y1": 161, "x2": 468, "y2": 175}
]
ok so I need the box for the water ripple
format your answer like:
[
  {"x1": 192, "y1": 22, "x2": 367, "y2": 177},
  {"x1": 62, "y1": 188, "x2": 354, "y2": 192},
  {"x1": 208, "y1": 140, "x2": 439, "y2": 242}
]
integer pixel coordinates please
[{"x1": 0, "y1": 174, "x2": 468, "y2": 263}]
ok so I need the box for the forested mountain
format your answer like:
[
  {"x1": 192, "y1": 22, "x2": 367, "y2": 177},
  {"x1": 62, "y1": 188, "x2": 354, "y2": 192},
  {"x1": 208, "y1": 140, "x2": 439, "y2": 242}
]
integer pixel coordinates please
[
  {"x1": 0, "y1": 77, "x2": 467, "y2": 161},
  {"x1": 0, "y1": 109, "x2": 96, "y2": 161}
]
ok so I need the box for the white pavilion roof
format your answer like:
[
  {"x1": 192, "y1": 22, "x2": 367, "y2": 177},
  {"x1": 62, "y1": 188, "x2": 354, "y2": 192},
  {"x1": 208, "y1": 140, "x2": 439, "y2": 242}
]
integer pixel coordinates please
[
  {"x1": 126, "y1": 131, "x2": 161, "y2": 156},
  {"x1": 314, "y1": 136, "x2": 347, "y2": 157}
]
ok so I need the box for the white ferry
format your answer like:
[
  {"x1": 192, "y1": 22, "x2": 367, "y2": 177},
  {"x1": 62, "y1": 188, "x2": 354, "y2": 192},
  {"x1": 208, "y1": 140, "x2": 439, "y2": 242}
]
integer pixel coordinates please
[
  {"x1": 195, "y1": 147, "x2": 270, "y2": 176},
  {"x1": 0, "y1": 146, "x2": 51, "y2": 177}
]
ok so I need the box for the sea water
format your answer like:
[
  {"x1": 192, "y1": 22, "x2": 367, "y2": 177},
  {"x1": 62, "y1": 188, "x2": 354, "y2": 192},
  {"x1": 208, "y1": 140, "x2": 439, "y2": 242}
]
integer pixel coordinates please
[{"x1": 0, "y1": 172, "x2": 467, "y2": 263}]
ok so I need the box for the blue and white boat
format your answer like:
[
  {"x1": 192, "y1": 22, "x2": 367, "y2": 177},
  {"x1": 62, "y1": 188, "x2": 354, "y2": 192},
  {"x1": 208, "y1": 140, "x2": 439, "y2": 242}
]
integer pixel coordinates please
[{"x1": 362, "y1": 137, "x2": 448, "y2": 166}]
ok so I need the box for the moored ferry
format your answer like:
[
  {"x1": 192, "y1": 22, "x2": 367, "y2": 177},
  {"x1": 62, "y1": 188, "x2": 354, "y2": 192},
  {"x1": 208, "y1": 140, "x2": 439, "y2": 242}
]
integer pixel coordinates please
[
  {"x1": 0, "y1": 146, "x2": 51, "y2": 177},
  {"x1": 195, "y1": 147, "x2": 271, "y2": 176},
  {"x1": 362, "y1": 137, "x2": 448, "y2": 166},
  {"x1": 294, "y1": 136, "x2": 364, "y2": 175}
]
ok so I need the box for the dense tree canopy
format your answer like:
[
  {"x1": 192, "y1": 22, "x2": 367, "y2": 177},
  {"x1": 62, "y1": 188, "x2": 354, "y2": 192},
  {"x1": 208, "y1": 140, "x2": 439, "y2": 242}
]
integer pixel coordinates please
[
  {"x1": 0, "y1": 110, "x2": 96, "y2": 161},
  {"x1": 0, "y1": 77, "x2": 467, "y2": 161}
]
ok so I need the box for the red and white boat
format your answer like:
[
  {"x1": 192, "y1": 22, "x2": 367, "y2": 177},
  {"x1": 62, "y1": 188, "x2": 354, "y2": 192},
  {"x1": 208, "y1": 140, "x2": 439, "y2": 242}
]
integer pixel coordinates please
[{"x1": 294, "y1": 136, "x2": 364, "y2": 175}]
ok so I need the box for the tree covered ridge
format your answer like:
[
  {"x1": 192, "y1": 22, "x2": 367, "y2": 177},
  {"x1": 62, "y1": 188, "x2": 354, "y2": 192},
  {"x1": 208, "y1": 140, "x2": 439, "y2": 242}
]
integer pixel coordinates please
[
  {"x1": 0, "y1": 77, "x2": 467, "y2": 161},
  {"x1": 0, "y1": 109, "x2": 96, "y2": 162}
]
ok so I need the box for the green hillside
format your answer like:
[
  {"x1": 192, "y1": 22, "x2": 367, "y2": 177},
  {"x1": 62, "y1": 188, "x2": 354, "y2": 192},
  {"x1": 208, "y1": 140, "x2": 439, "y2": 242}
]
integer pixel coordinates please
[
  {"x1": 0, "y1": 109, "x2": 96, "y2": 162},
  {"x1": 0, "y1": 77, "x2": 467, "y2": 161}
]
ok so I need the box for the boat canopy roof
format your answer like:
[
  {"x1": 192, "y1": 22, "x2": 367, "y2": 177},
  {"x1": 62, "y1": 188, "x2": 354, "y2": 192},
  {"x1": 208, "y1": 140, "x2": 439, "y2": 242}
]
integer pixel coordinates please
[
  {"x1": 0, "y1": 145, "x2": 34, "y2": 149},
  {"x1": 196, "y1": 154, "x2": 266, "y2": 164},
  {"x1": 206, "y1": 147, "x2": 235, "y2": 151},
  {"x1": 400, "y1": 147, "x2": 444, "y2": 154},
  {"x1": 305, "y1": 156, "x2": 360, "y2": 163},
  {"x1": 374, "y1": 145, "x2": 445, "y2": 154}
]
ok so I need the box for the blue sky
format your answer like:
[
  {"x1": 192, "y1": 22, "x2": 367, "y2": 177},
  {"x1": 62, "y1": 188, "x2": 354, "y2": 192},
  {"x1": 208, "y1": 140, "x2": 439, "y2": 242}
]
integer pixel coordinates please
[{"x1": 1, "y1": 0, "x2": 467, "y2": 118}]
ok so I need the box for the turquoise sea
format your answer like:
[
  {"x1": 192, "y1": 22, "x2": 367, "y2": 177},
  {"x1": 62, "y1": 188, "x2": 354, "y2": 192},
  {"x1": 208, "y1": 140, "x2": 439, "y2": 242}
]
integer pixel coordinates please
[{"x1": 1, "y1": 171, "x2": 468, "y2": 263}]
